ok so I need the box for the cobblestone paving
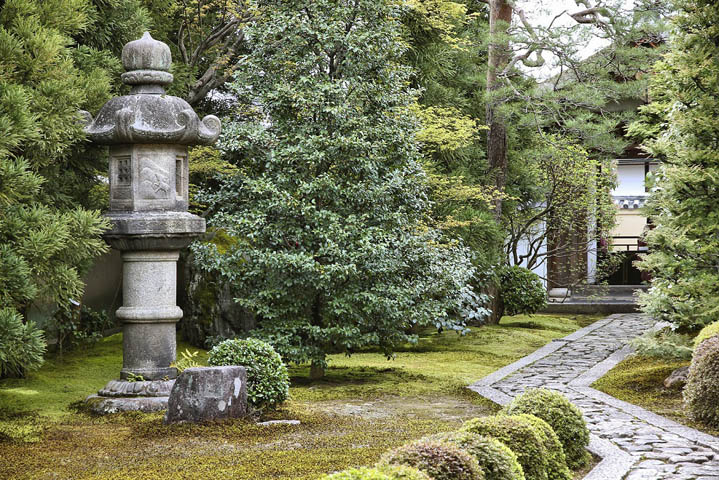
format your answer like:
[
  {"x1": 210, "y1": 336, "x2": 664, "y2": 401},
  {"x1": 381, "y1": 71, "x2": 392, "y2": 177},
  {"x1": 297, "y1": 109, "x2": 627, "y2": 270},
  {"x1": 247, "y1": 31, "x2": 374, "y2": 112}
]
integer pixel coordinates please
[{"x1": 489, "y1": 313, "x2": 719, "y2": 480}]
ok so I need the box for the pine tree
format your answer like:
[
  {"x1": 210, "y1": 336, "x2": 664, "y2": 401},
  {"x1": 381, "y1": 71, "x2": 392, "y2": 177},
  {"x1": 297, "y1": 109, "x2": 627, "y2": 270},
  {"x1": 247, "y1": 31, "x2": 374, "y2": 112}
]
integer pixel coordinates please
[
  {"x1": 193, "y1": 0, "x2": 477, "y2": 377},
  {"x1": 634, "y1": 0, "x2": 719, "y2": 330},
  {"x1": 0, "y1": 0, "x2": 145, "y2": 374}
]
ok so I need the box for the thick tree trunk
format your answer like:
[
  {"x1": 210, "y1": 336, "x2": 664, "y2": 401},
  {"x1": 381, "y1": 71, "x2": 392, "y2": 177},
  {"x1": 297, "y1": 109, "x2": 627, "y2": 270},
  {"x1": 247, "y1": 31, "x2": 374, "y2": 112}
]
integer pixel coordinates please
[
  {"x1": 485, "y1": 0, "x2": 513, "y2": 325},
  {"x1": 486, "y1": 0, "x2": 512, "y2": 223}
]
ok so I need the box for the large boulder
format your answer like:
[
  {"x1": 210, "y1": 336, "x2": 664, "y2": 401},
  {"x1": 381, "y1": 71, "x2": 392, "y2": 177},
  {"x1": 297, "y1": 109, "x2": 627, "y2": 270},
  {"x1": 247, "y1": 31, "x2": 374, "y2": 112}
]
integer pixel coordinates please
[
  {"x1": 178, "y1": 253, "x2": 255, "y2": 348},
  {"x1": 164, "y1": 366, "x2": 248, "y2": 424}
]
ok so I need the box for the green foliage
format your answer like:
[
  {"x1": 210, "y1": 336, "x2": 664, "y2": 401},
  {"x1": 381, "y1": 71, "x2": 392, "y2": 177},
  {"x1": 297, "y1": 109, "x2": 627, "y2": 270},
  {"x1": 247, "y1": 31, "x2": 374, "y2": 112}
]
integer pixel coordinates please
[
  {"x1": 501, "y1": 136, "x2": 617, "y2": 282},
  {"x1": 0, "y1": 0, "x2": 150, "y2": 338},
  {"x1": 208, "y1": 338, "x2": 289, "y2": 410},
  {"x1": 503, "y1": 389, "x2": 588, "y2": 470},
  {"x1": 53, "y1": 306, "x2": 112, "y2": 354},
  {"x1": 630, "y1": 328, "x2": 694, "y2": 360},
  {"x1": 194, "y1": 0, "x2": 476, "y2": 371},
  {"x1": 425, "y1": 431, "x2": 525, "y2": 480},
  {"x1": 461, "y1": 415, "x2": 549, "y2": 480},
  {"x1": 172, "y1": 349, "x2": 202, "y2": 373},
  {"x1": 634, "y1": 0, "x2": 719, "y2": 330},
  {"x1": 684, "y1": 336, "x2": 719, "y2": 427},
  {"x1": 519, "y1": 414, "x2": 570, "y2": 480},
  {"x1": 0, "y1": 308, "x2": 46, "y2": 379},
  {"x1": 499, "y1": 267, "x2": 547, "y2": 317},
  {"x1": 378, "y1": 439, "x2": 484, "y2": 480},
  {"x1": 696, "y1": 322, "x2": 719, "y2": 349},
  {"x1": 322, "y1": 465, "x2": 430, "y2": 480},
  {"x1": 125, "y1": 372, "x2": 146, "y2": 382}
]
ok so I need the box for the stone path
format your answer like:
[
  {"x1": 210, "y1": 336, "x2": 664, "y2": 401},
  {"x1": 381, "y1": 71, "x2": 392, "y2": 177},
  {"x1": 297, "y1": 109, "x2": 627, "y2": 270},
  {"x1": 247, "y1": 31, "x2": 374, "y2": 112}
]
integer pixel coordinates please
[{"x1": 469, "y1": 313, "x2": 719, "y2": 480}]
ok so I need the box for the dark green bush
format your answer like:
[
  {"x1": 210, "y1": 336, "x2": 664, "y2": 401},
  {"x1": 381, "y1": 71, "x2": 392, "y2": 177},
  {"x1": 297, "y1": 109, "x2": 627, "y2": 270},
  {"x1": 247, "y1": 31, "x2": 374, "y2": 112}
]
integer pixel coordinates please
[
  {"x1": 0, "y1": 308, "x2": 46, "y2": 378},
  {"x1": 499, "y1": 266, "x2": 547, "y2": 316},
  {"x1": 461, "y1": 415, "x2": 548, "y2": 480},
  {"x1": 520, "y1": 414, "x2": 571, "y2": 480},
  {"x1": 322, "y1": 465, "x2": 430, "y2": 480},
  {"x1": 684, "y1": 335, "x2": 719, "y2": 427},
  {"x1": 53, "y1": 305, "x2": 113, "y2": 354},
  {"x1": 502, "y1": 389, "x2": 589, "y2": 469},
  {"x1": 379, "y1": 439, "x2": 484, "y2": 480},
  {"x1": 426, "y1": 431, "x2": 525, "y2": 480},
  {"x1": 208, "y1": 338, "x2": 289, "y2": 410}
]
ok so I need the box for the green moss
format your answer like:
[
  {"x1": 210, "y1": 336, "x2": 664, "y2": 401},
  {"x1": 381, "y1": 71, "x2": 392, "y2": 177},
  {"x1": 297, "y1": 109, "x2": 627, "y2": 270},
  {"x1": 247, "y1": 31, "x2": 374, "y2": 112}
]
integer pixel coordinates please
[
  {"x1": 208, "y1": 228, "x2": 238, "y2": 255},
  {"x1": 695, "y1": 321, "x2": 719, "y2": 348},
  {"x1": 291, "y1": 314, "x2": 603, "y2": 403},
  {"x1": 593, "y1": 355, "x2": 719, "y2": 436},
  {"x1": 0, "y1": 313, "x2": 599, "y2": 479}
]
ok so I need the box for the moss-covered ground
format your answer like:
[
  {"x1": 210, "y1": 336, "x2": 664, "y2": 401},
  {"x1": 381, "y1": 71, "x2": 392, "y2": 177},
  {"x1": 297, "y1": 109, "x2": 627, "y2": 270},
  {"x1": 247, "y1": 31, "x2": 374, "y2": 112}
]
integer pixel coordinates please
[
  {"x1": 592, "y1": 354, "x2": 719, "y2": 436},
  {"x1": 0, "y1": 314, "x2": 601, "y2": 479}
]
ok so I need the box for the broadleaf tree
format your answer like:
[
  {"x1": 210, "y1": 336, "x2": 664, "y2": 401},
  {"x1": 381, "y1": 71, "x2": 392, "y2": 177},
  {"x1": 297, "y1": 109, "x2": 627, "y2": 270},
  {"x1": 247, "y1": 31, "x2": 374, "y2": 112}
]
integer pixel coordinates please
[{"x1": 192, "y1": 0, "x2": 478, "y2": 378}]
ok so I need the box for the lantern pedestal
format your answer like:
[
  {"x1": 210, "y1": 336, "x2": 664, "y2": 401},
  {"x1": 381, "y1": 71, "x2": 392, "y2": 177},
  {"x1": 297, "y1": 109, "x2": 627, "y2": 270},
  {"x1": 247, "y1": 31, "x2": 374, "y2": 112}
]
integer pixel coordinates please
[{"x1": 81, "y1": 32, "x2": 220, "y2": 414}]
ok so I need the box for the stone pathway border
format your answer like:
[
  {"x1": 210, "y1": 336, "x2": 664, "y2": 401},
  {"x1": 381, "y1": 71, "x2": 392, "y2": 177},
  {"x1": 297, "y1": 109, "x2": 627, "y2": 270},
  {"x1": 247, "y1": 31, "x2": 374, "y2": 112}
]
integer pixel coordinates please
[{"x1": 468, "y1": 314, "x2": 719, "y2": 480}]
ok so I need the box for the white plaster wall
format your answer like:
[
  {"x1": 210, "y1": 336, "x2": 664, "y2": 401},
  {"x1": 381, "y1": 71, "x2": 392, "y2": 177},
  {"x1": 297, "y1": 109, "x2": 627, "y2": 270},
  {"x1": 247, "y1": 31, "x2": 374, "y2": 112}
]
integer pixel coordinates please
[
  {"x1": 613, "y1": 164, "x2": 647, "y2": 196},
  {"x1": 512, "y1": 225, "x2": 548, "y2": 287}
]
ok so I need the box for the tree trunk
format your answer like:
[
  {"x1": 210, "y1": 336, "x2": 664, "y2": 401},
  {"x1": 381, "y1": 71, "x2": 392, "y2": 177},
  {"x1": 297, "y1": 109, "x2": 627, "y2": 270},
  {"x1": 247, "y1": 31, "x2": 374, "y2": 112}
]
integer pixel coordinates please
[
  {"x1": 486, "y1": 0, "x2": 512, "y2": 223},
  {"x1": 484, "y1": 0, "x2": 513, "y2": 325},
  {"x1": 309, "y1": 361, "x2": 325, "y2": 380},
  {"x1": 309, "y1": 294, "x2": 326, "y2": 379}
]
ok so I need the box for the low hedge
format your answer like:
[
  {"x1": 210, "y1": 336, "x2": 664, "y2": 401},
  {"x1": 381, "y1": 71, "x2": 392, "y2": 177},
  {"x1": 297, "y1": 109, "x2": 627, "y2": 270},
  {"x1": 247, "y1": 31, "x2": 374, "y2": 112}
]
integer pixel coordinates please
[
  {"x1": 379, "y1": 439, "x2": 484, "y2": 480},
  {"x1": 425, "y1": 430, "x2": 525, "y2": 480},
  {"x1": 502, "y1": 389, "x2": 589, "y2": 469},
  {"x1": 461, "y1": 415, "x2": 549, "y2": 480}
]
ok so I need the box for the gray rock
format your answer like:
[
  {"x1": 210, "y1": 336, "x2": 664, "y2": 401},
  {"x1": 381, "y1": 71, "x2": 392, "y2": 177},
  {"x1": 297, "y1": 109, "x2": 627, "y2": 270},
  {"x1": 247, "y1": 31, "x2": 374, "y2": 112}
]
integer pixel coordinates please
[
  {"x1": 664, "y1": 366, "x2": 689, "y2": 390},
  {"x1": 164, "y1": 366, "x2": 247, "y2": 424}
]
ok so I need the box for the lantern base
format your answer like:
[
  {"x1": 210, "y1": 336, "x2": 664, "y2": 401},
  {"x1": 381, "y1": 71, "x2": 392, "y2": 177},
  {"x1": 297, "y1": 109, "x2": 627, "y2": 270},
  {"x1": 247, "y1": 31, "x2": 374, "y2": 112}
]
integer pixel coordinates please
[{"x1": 85, "y1": 378, "x2": 176, "y2": 414}]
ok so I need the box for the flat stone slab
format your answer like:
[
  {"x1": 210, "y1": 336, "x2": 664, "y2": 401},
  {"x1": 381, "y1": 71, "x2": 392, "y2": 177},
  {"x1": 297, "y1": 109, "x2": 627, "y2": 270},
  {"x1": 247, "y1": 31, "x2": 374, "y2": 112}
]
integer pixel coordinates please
[
  {"x1": 86, "y1": 394, "x2": 169, "y2": 414},
  {"x1": 468, "y1": 313, "x2": 719, "y2": 480},
  {"x1": 164, "y1": 366, "x2": 248, "y2": 424}
]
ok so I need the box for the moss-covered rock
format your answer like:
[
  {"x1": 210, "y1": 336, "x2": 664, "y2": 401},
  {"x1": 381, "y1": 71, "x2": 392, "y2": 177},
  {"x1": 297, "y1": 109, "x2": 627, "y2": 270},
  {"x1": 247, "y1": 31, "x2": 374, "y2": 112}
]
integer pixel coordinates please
[
  {"x1": 179, "y1": 245, "x2": 255, "y2": 348},
  {"x1": 425, "y1": 431, "x2": 525, "y2": 480},
  {"x1": 502, "y1": 389, "x2": 589, "y2": 469},
  {"x1": 685, "y1": 335, "x2": 719, "y2": 427},
  {"x1": 379, "y1": 439, "x2": 485, "y2": 480},
  {"x1": 322, "y1": 465, "x2": 431, "y2": 480},
  {"x1": 695, "y1": 321, "x2": 719, "y2": 349},
  {"x1": 461, "y1": 415, "x2": 549, "y2": 480}
]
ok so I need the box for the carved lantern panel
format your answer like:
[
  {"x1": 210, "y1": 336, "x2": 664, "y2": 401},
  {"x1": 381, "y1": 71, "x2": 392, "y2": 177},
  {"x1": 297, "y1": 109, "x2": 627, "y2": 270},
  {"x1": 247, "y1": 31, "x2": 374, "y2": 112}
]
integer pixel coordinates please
[{"x1": 109, "y1": 144, "x2": 188, "y2": 212}]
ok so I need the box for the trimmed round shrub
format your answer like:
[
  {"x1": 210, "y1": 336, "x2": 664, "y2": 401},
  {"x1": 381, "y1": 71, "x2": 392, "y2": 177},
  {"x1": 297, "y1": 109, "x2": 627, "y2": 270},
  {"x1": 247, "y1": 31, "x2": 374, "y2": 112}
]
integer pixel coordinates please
[
  {"x1": 461, "y1": 415, "x2": 548, "y2": 480},
  {"x1": 499, "y1": 266, "x2": 547, "y2": 316},
  {"x1": 425, "y1": 431, "x2": 525, "y2": 480},
  {"x1": 684, "y1": 335, "x2": 719, "y2": 427},
  {"x1": 208, "y1": 338, "x2": 289, "y2": 410},
  {"x1": 520, "y1": 414, "x2": 571, "y2": 480},
  {"x1": 322, "y1": 465, "x2": 430, "y2": 480},
  {"x1": 502, "y1": 389, "x2": 589, "y2": 469},
  {"x1": 695, "y1": 321, "x2": 719, "y2": 348},
  {"x1": 379, "y1": 439, "x2": 485, "y2": 480}
]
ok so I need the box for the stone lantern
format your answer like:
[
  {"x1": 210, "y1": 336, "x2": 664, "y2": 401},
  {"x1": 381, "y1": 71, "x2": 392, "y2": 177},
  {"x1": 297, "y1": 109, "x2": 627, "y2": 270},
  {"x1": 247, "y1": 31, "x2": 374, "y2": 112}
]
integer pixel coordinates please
[{"x1": 83, "y1": 32, "x2": 220, "y2": 412}]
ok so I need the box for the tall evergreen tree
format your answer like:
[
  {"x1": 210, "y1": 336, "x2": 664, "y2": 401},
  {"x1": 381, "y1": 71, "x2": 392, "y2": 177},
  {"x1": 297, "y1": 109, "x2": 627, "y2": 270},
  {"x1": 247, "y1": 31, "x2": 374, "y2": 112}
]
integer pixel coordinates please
[
  {"x1": 193, "y1": 0, "x2": 477, "y2": 377},
  {"x1": 634, "y1": 0, "x2": 719, "y2": 330},
  {"x1": 0, "y1": 0, "x2": 148, "y2": 375}
]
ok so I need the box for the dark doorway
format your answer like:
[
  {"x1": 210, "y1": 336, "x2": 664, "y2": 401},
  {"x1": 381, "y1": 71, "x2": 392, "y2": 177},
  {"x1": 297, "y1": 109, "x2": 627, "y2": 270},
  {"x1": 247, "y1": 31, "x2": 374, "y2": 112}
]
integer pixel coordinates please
[{"x1": 606, "y1": 251, "x2": 643, "y2": 285}]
